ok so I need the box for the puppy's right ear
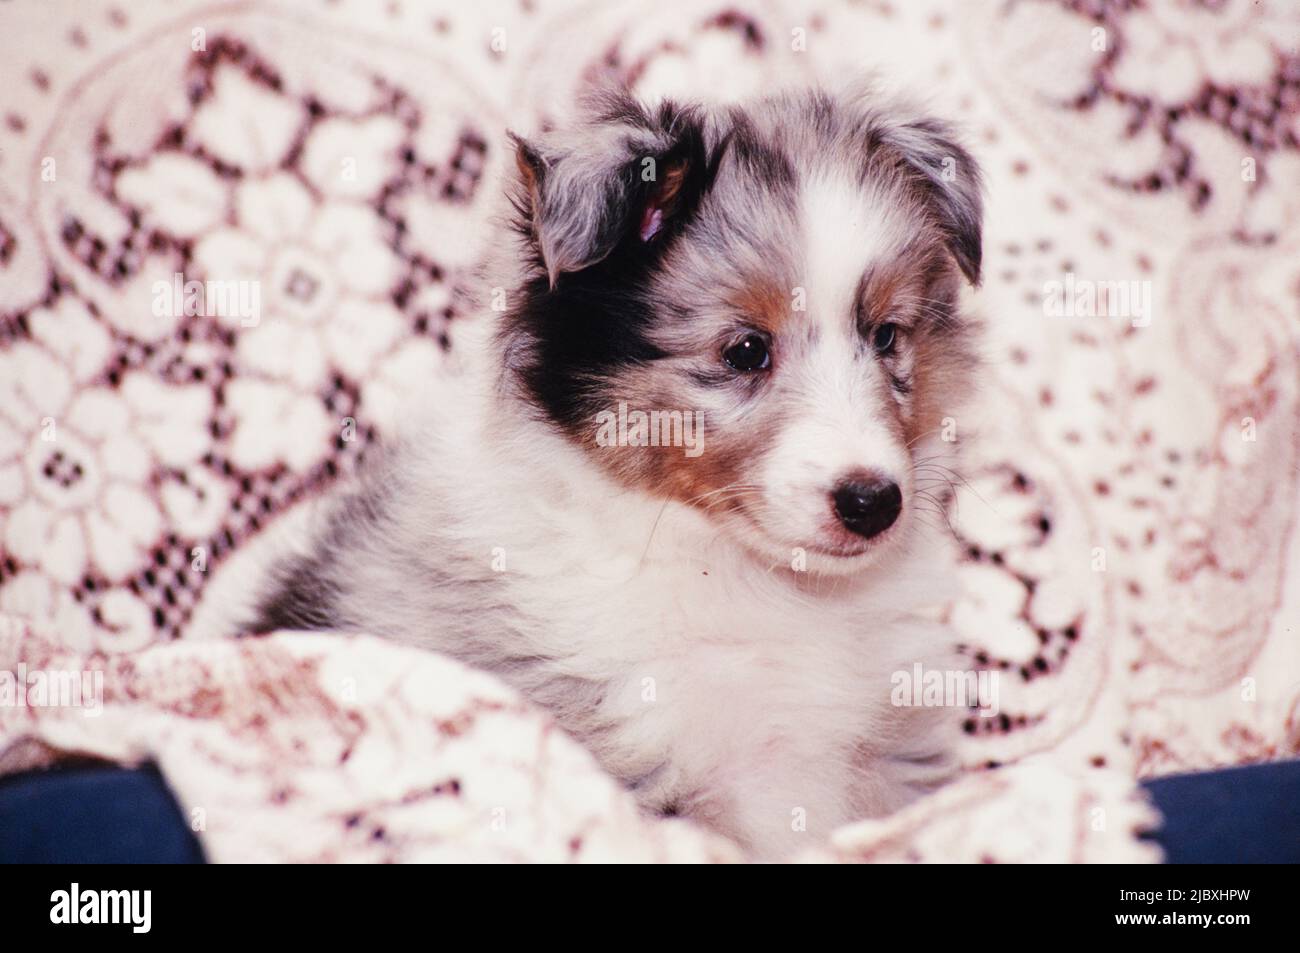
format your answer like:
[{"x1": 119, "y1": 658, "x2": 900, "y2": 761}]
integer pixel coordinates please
[{"x1": 510, "y1": 94, "x2": 708, "y2": 288}]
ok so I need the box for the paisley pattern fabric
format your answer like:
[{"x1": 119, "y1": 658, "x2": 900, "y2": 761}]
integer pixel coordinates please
[{"x1": 1, "y1": 0, "x2": 1297, "y2": 861}]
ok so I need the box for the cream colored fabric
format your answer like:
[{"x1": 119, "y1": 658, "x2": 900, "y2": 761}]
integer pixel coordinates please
[{"x1": 2, "y1": 0, "x2": 1298, "y2": 861}]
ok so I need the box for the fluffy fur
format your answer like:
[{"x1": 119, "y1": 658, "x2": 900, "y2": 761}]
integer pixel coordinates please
[{"x1": 231, "y1": 86, "x2": 984, "y2": 859}]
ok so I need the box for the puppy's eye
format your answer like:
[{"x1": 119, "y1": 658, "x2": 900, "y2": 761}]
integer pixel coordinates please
[
  {"x1": 723, "y1": 333, "x2": 771, "y2": 372},
  {"x1": 872, "y1": 322, "x2": 898, "y2": 357}
]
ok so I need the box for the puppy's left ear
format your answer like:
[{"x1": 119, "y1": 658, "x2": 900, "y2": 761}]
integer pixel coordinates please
[
  {"x1": 877, "y1": 117, "x2": 984, "y2": 286},
  {"x1": 510, "y1": 94, "x2": 708, "y2": 287}
]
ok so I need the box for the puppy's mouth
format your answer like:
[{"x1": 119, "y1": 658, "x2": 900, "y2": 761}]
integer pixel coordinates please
[
  {"x1": 804, "y1": 539, "x2": 875, "y2": 559},
  {"x1": 810, "y1": 516, "x2": 905, "y2": 559},
  {"x1": 725, "y1": 496, "x2": 905, "y2": 564}
]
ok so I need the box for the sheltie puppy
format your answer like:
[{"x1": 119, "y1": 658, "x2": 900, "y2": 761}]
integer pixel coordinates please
[{"x1": 235, "y1": 86, "x2": 983, "y2": 859}]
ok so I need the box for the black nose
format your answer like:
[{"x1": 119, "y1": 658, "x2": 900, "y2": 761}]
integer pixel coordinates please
[{"x1": 832, "y1": 477, "x2": 902, "y2": 540}]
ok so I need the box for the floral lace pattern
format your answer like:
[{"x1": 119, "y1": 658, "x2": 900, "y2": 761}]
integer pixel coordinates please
[{"x1": 0, "y1": 0, "x2": 1297, "y2": 862}]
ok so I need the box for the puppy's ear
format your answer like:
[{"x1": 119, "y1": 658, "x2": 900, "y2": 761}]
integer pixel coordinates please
[
  {"x1": 510, "y1": 93, "x2": 708, "y2": 287},
  {"x1": 874, "y1": 116, "x2": 984, "y2": 286}
]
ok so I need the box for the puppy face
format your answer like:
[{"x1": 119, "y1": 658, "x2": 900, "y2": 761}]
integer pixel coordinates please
[{"x1": 502, "y1": 89, "x2": 981, "y2": 572}]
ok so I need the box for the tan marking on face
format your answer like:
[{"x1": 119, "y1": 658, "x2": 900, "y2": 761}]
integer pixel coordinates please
[
  {"x1": 904, "y1": 325, "x2": 976, "y2": 447},
  {"x1": 856, "y1": 241, "x2": 946, "y2": 327},
  {"x1": 731, "y1": 276, "x2": 797, "y2": 335},
  {"x1": 579, "y1": 364, "x2": 785, "y2": 514},
  {"x1": 859, "y1": 263, "x2": 911, "y2": 327},
  {"x1": 855, "y1": 246, "x2": 976, "y2": 448}
]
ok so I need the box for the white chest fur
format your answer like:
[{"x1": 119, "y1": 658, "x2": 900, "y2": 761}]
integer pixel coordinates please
[{"x1": 446, "y1": 418, "x2": 958, "y2": 856}]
